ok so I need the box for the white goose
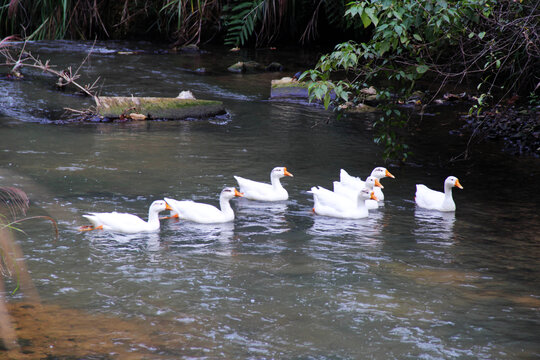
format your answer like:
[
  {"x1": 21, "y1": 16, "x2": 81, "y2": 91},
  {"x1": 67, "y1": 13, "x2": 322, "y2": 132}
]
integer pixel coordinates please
[
  {"x1": 415, "y1": 176, "x2": 463, "y2": 212},
  {"x1": 339, "y1": 167, "x2": 395, "y2": 200},
  {"x1": 309, "y1": 186, "x2": 378, "y2": 219},
  {"x1": 333, "y1": 176, "x2": 383, "y2": 210},
  {"x1": 80, "y1": 200, "x2": 172, "y2": 233},
  {"x1": 234, "y1": 167, "x2": 293, "y2": 201},
  {"x1": 164, "y1": 187, "x2": 243, "y2": 224}
]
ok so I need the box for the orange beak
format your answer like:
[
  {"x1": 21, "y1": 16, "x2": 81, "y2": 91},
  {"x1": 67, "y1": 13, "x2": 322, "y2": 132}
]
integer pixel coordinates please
[
  {"x1": 455, "y1": 179, "x2": 463, "y2": 189},
  {"x1": 370, "y1": 191, "x2": 379, "y2": 201},
  {"x1": 284, "y1": 167, "x2": 293, "y2": 177},
  {"x1": 165, "y1": 202, "x2": 173, "y2": 211},
  {"x1": 374, "y1": 178, "x2": 384, "y2": 188},
  {"x1": 234, "y1": 188, "x2": 244, "y2": 197},
  {"x1": 385, "y1": 169, "x2": 395, "y2": 178}
]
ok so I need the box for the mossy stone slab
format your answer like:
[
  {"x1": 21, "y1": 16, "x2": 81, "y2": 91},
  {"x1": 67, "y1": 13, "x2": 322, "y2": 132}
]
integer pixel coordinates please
[
  {"x1": 95, "y1": 96, "x2": 226, "y2": 120},
  {"x1": 270, "y1": 82, "x2": 310, "y2": 99}
]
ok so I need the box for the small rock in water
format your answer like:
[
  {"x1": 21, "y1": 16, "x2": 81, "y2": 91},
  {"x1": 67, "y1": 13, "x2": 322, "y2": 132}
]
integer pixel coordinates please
[
  {"x1": 177, "y1": 90, "x2": 196, "y2": 100},
  {"x1": 271, "y1": 77, "x2": 294, "y2": 86},
  {"x1": 227, "y1": 61, "x2": 264, "y2": 73},
  {"x1": 129, "y1": 113, "x2": 147, "y2": 121}
]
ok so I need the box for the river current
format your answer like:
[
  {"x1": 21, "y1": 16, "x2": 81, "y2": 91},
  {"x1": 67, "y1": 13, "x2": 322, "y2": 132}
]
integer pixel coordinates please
[{"x1": 1, "y1": 40, "x2": 539, "y2": 359}]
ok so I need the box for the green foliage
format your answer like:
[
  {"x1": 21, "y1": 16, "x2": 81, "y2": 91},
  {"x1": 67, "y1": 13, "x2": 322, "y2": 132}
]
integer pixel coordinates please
[
  {"x1": 221, "y1": 0, "x2": 352, "y2": 47},
  {"x1": 373, "y1": 91, "x2": 411, "y2": 162},
  {"x1": 1, "y1": 0, "x2": 68, "y2": 39},
  {"x1": 528, "y1": 92, "x2": 540, "y2": 107},
  {"x1": 302, "y1": 0, "x2": 539, "y2": 161},
  {"x1": 468, "y1": 93, "x2": 492, "y2": 117}
]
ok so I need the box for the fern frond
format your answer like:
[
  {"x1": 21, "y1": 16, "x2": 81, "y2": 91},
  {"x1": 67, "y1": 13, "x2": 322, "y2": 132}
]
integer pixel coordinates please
[{"x1": 224, "y1": 0, "x2": 265, "y2": 47}]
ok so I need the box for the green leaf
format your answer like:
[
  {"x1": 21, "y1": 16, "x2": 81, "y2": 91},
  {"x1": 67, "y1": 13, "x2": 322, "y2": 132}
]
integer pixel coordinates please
[
  {"x1": 323, "y1": 93, "x2": 331, "y2": 110},
  {"x1": 416, "y1": 65, "x2": 429, "y2": 74},
  {"x1": 413, "y1": 33, "x2": 423, "y2": 41},
  {"x1": 365, "y1": 7, "x2": 378, "y2": 26},
  {"x1": 478, "y1": 32, "x2": 486, "y2": 39},
  {"x1": 360, "y1": 11, "x2": 372, "y2": 28},
  {"x1": 231, "y1": 2, "x2": 255, "y2": 11}
]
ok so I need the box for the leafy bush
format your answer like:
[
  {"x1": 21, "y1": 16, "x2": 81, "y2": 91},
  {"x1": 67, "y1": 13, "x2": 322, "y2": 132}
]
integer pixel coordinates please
[{"x1": 301, "y1": 0, "x2": 539, "y2": 161}]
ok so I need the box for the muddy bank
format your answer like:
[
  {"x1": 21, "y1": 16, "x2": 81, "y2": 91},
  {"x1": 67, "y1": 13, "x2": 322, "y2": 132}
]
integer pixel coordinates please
[{"x1": 1, "y1": 301, "x2": 215, "y2": 359}]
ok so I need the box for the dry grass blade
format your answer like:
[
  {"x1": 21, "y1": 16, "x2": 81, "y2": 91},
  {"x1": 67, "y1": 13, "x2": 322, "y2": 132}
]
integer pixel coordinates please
[
  {"x1": 0, "y1": 35, "x2": 20, "y2": 48},
  {"x1": 5, "y1": 216, "x2": 59, "y2": 241},
  {"x1": 7, "y1": 0, "x2": 19, "y2": 17},
  {"x1": 0, "y1": 187, "x2": 29, "y2": 219}
]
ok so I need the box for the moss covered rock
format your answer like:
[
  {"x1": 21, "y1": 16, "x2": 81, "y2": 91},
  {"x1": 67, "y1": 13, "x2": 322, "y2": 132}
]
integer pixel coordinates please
[
  {"x1": 95, "y1": 96, "x2": 226, "y2": 120},
  {"x1": 270, "y1": 77, "x2": 310, "y2": 99},
  {"x1": 227, "y1": 61, "x2": 265, "y2": 73}
]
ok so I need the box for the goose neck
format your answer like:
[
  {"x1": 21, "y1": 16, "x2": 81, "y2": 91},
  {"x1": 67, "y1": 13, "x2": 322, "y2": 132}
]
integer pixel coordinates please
[
  {"x1": 147, "y1": 209, "x2": 161, "y2": 227},
  {"x1": 444, "y1": 183, "x2": 454, "y2": 198},
  {"x1": 219, "y1": 197, "x2": 234, "y2": 215},
  {"x1": 355, "y1": 195, "x2": 367, "y2": 210},
  {"x1": 270, "y1": 175, "x2": 284, "y2": 189}
]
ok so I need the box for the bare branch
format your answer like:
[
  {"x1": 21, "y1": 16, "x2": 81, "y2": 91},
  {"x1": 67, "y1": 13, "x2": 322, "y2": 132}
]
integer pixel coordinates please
[{"x1": 0, "y1": 39, "x2": 98, "y2": 98}]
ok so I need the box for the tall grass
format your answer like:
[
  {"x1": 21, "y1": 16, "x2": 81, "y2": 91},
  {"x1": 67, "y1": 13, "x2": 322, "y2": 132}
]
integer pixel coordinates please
[
  {"x1": 0, "y1": 0, "x2": 350, "y2": 46},
  {"x1": 1, "y1": 0, "x2": 110, "y2": 40},
  {"x1": 1, "y1": 0, "x2": 210, "y2": 41},
  {"x1": 159, "y1": 0, "x2": 221, "y2": 45}
]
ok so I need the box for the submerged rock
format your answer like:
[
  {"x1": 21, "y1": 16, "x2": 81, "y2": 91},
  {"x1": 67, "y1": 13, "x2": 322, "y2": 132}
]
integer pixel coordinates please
[
  {"x1": 270, "y1": 78, "x2": 311, "y2": 100},
  {"x1": 339, "y1": 102, "x2": 378, "y2": 113},
  {"x1": 265, "y1": 62, "x2": 284, "y2": 72},
  {"x1": 95, "y1": 96, "x2": 226, "y2": 120},
  {"x1": 227, "y1": 61, "x2": 264, "y2": 73},
  {"x1": 176, "y1": 44, "x2": 200, "y2": 52},
  {"x1": 270, "y1": 77, "x2": 338, "y2": 103},
  {"x1": 227, "y1": 61, "x2": 284, "y2": 73}
]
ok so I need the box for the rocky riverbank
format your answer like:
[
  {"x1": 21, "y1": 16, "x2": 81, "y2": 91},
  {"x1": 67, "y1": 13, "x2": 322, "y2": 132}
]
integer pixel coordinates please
[{"x1": 462, "y1": 105, "x2": 539, "y2": 157}]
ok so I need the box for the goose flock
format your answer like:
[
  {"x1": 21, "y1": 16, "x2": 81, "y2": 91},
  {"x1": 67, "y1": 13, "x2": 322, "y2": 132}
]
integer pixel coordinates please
[{"x1": 79, "y1": 166, "x2": 463, "y2": 233}]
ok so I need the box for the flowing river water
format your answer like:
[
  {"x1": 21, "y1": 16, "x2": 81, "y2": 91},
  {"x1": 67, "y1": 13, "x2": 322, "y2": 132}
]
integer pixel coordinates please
[{"x1": 1, "y1": 41, "x2": 539, "y2": 359}]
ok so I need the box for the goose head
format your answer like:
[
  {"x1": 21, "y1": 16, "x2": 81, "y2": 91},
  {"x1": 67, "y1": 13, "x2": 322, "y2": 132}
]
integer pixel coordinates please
[
  {"x1": 150, "y1": 200, "x2": 173, "y2": 213},
  {"x1": 272, "y1": 167, "x2": 294, "y2": 178},
  {"x1": 445, "y1": 176, "x2": 463, "y2": 190},
  {"x1": 371, "y1": 167, "x2": 395, "y2": 179},
  {"x1": 359, "y1": 188, "x2": 379, "y2": 202},
  {"x1": 365, "y1": 176, "x2": 384, "y2": 189},
  {"x1": 220, "y1": 187, "x2": 244, "y2": 200}
]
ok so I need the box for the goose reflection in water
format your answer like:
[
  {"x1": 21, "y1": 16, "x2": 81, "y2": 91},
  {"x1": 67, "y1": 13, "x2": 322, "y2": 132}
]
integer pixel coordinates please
[
  {"x1": 413, "y1": 208, "x2": 456, "y2": 245},
  {"x1": 308, "y1": 210, "x2": 384, "y2": 246},
  {"x1": 165, "y1": 220, "x2": 236, "y2": 255},
  {"x1": 86, "y1": 231, "x2": 163, "y2": 261},
  {"x1": 234, "y1": 200, "x2": 289, "y2": 235}
]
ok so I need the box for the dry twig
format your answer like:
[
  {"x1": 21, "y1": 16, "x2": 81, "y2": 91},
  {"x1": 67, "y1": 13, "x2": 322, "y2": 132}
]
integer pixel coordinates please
[{"x1": 0, "y1": 38, "x2": 99, "y2": 98}]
